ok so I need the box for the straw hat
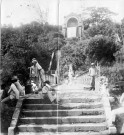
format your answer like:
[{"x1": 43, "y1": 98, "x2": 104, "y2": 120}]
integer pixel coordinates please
[
  {"x1": 32, "y1": 58, "x2": 37, "y2": 63},
  {"x1": 11, "y1": 76, "x2": 18, "y2": 81},
  {"x1": 91, "y1": 63, "x2": 95, "y2": 66}
]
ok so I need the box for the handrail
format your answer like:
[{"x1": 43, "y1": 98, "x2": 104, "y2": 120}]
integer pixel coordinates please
[
  {"x1": 99, "y1": 76, "x2": 117, "y2": 134},
  {"x1": 76, "y1": 70, "x2": 89, "y2": 77},
  {"x1": 44, "y1": 71, "x2": 57, "y2": 85},
  {"x1": 75, "y1": 70, "x2": 92, "y2": 87}
]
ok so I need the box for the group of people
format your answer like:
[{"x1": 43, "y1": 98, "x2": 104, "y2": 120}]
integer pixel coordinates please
[
  {"x1": 1, "y1": 58, "x2": 57, "y2": 104},
  {"x1": 1, "y1": 59, "x2": 124, "y2": 126}
]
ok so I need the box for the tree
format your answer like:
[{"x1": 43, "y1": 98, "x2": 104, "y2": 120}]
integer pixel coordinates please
[
  {"x1": 87, "y1": 19, "x2": 115, "y2": 38},
  {"x1": 83, "y1": 7, "x2": 116, "y2": 28},
  {"x1": 1, "y1": 22, "x2": 61, "y2": 84},
  {"x1": 86, "y1": 35, "x2": 120, "y2": 66},
  {"x1": 82, "y1": 7, "x2": 119, "y2": 45},
  {"x1": 60, "y1": 39, "x2": 88, "y2": 77}
]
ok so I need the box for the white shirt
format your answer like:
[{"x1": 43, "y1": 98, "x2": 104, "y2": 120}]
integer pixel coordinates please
[
  {"x1": 9, "y1": 83, "x2": 20, "y2": 99},
  {"x1": 89, "y1": 67, "x2": 97, "y2": 76}
]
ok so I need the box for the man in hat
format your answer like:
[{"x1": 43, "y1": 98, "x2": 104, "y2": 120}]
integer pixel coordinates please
[
  {"x1": 89, "y1": 63, "x2": 98, "y2": 90},
  {"x1": 30, "y1": 58, "x2": 45, "y2": 89}
]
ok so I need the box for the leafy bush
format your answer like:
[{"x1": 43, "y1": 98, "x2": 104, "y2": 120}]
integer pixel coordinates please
[
  {"x1": 101, "y1": 63, "x2": 124, "y2": 85},
  {"x1": 86, "y1": 35, "x2": 120, "y2": 66},
  {"x1": 1, "y1": 22, "x2": 64, "y2": 85},
  {"x1": 60, "y1": 39, "x2": 89, "y2": 78}
]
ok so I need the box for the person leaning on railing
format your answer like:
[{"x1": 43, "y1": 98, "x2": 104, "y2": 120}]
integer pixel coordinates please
[{"x1": 88, "y1": 63, "x2": 98, "y2": 90}]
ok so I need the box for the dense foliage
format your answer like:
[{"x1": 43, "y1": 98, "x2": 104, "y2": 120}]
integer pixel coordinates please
[
  {"x1": 60, "y1": 38, "x2": 89, "y2": 77},
  {"x1": 1, "y1": 7, "x2": 124, "y2": 83},
  {"x1": 1, "y1": 22, "x2": 65, "y2": 85},
  {"x1": 86, "y1": 35, "x2": 120, "y2": 65}
]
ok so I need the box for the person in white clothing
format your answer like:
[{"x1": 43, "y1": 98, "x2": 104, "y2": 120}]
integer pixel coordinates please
[
  {"x1": 1, "y1": 76, "x2": 20, "y2": 103},
  {"x1": 14, "y1": 76, "x2": 25, "y2": 96},
  {"x1": 41, "y1": 81, "x2": 57, "y2": 104},
  {"x1": 110, "y1": 92, "x2": 124, "y2": 126},
  {"x1": 30, "y1": 58, "x2": 45, "y2": 89},
  {"x1": 89, "y1": 63, "x2": 98, "y2": 90}
]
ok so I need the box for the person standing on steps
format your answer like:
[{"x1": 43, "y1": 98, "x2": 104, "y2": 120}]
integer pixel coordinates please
[
  {"x1": 89, "y1": 63, "x2": 98, "y2": 90},
  {"x1": 30, "y1": 58, "x2": 45, "y2": 89}
]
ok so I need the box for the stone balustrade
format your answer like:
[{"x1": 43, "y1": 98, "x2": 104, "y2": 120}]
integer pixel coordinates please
[
  {"x1": 44, "y1": 73, "x2": 57, "y2": 85},
  {"x1": 99, "y1": 76, "x2": 117, "y2": 134}
]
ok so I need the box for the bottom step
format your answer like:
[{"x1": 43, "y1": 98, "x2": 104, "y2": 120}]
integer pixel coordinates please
[
  {"x1": 17, "y1": 131, "x2": 109, "y2": 135},
  {"x1": 17, "y1": 123, "x2": 108, "y2": 132}
]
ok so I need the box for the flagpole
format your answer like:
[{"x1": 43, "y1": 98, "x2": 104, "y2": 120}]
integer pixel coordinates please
[{"x1": 57, "y1": 0, "x2": 60, "y2": 84}]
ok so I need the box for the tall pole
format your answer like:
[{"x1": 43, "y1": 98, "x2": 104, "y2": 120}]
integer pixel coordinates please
[
  {"x1": 0, "y1": 0, "x2": 2, "y2": 87},
  {"x1": 57, "y1": 0, "x2": 60, "y2": 84}
]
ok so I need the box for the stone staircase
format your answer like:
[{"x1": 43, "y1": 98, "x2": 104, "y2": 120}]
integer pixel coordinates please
[{"x1": 16, "y1": 88, "x2": 109, "y2": 135}]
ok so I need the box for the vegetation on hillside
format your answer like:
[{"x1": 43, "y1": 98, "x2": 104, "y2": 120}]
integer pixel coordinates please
[
  {"x1": 1, "y1": 22, "x2": 65, "y2": 85},
  {"x1": 1, "y1": 7, "x2": 124, "y2": 84}
]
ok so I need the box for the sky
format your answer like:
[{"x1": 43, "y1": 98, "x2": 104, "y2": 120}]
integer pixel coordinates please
[{"x1": 1, "y1": 0, "x2": 124, "y2": 27}]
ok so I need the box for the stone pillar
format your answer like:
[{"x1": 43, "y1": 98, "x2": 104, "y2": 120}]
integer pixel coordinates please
[
  {"x1": 62, "y1": 27, "x2": 66, "y2": 38},
  {"x1": 78, "y1": 26, "x2": 81, "y2": 38},
  {"x1": 78, "y1": 21, "x2": 83, "y2": 39},
  {"x1": 62, "y1": 23, "x2": 67, "y2": 38}
]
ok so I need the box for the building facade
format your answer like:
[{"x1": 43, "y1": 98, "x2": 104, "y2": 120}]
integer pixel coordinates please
[{"x1": 62, "y1": 13, "x2": 84, "y2": 38}]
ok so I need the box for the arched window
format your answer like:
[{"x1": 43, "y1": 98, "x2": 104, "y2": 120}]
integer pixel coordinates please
[{"x1": 67, "y1": 18, "x2": 78, "y2": 27}]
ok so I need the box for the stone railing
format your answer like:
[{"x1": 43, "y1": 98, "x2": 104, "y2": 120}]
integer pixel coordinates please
[
  {"x1": 93, "y1": 65, "x2": 117, "y2": 134},
  {"x1": 44, "y1": 72, "x2": 57, "y2": 85},
  {"x1": 75, "y1": 66, "x2": 101, "y2": 88},
  {"x1": 99, "y1": 76, "x2": 117, "y2": 134},
  {"x1": 8, "y1": 98, "x2": 24, "y2": 135},
  {"x1": 81, "y1": 73, "x2": 92, "y2": 86},
  {"x1": 76, "y1": 70, "x2": 92, "y2": 87}
]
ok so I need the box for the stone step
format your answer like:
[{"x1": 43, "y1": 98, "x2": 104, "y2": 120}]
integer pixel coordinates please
[
  {"x1": 19, "y1": 115, "x2": 106, "y2": 124},
  {"x1": 57, "y1": 90, "x2": 100, "y2": 94},
  {"x1": 59, "y1": 97, "x2": 101, "y2": 103},
  {"x1": 23, "y1": 98, "x2": 51, "y2": 104},
  {"x1": 24, "y1": 97, "x2": 101, "y2": 104},
  {"x1": 17, "y1": 123, "x2": 108, "y2": 132},
  {"x1": 21, "y1": 108, "x2": 105, "y2": 117},
  {"x1": 57, "y1": 92, "x2": 101, "y2": 98},
  {"x1": 17, "y1": 131, "x2": 109, "y2": 135},
  {"x1": 23, "y1": 102, "x2": 103, "y2": 110}
]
